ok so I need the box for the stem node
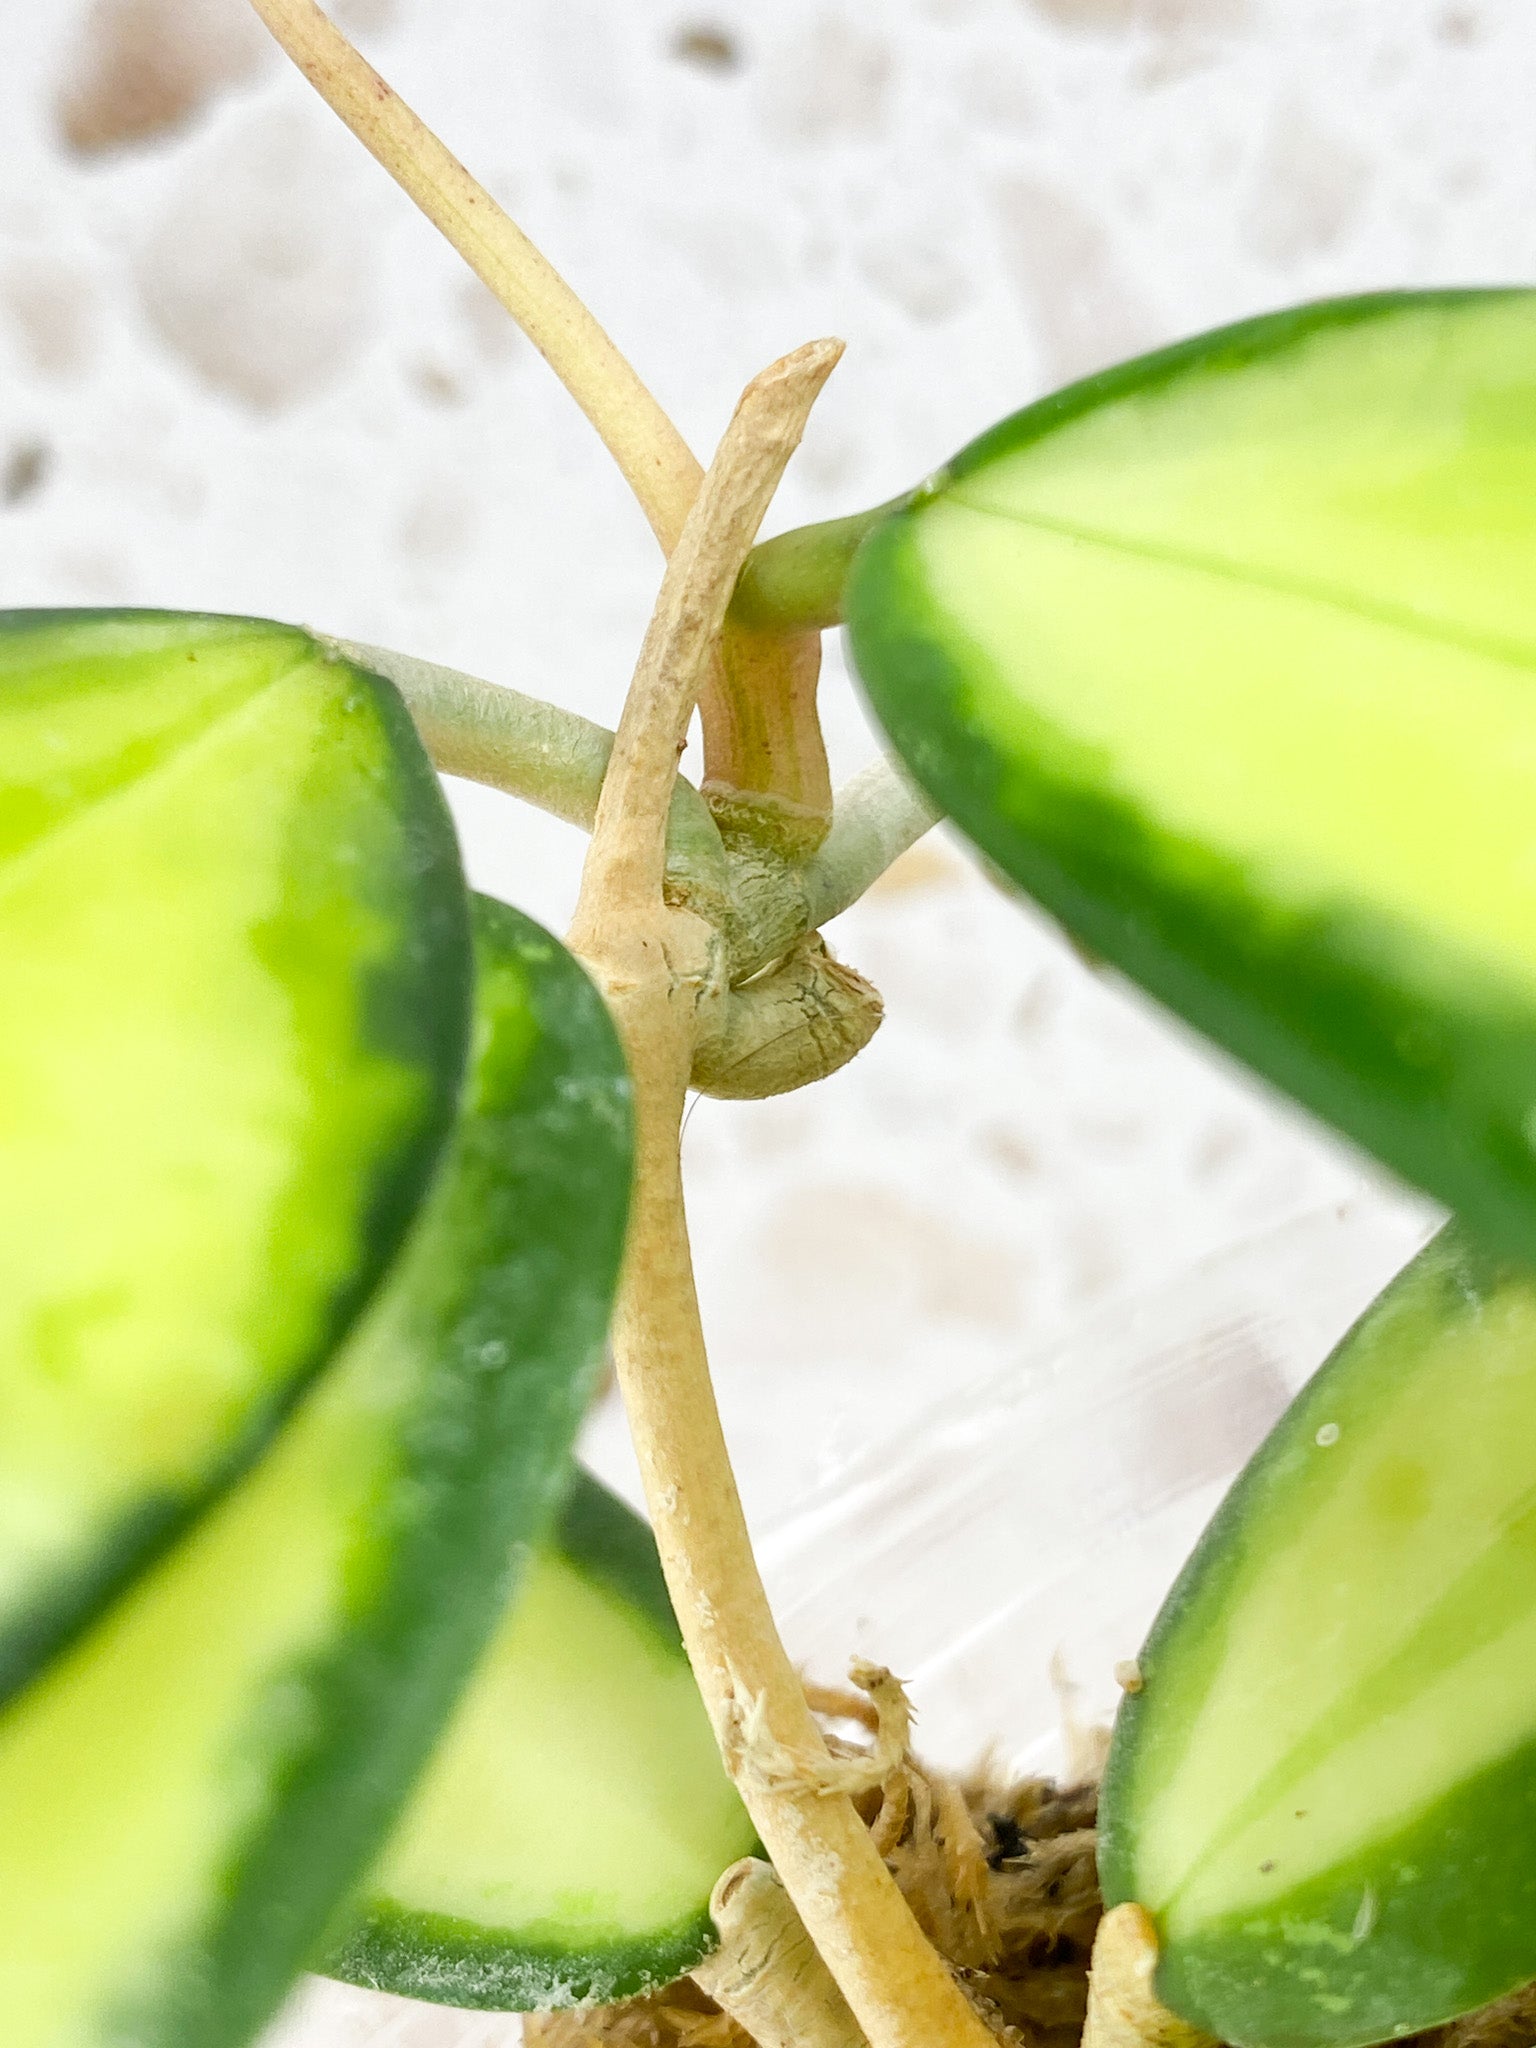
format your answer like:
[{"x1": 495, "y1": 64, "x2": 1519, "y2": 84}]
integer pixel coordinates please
[{"x1": 568, "y1": 346, "x2": 995, "y2": 2048}]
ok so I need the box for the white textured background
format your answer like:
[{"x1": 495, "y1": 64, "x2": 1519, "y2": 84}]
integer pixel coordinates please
[{"x1": 7, "y1": 0, "x2": 1532, "y2": 2038}]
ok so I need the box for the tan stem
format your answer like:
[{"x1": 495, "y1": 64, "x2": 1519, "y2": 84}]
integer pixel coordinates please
[
  {"x1": 568, "y1": 344, "x2": 995, "y2": 2048},
  {"x1": 708, "y1": 623, "x2": 832, "y2": 843},
  {"x1": 692, "y1": 1860, "x2": 869, "y2": 2048},
  {"x1": 247, "y1": 0, "x2": 833, "y2": 821},
  {"x1": 574, "y1": 340, "x2": 843, "y2": 917},
  {"x1": 1082, "y1": 1906, "x2": 1220, "y2": 2048},
  {"x1": 244, "y1": 0, "x2": 699, "y2": 551}
]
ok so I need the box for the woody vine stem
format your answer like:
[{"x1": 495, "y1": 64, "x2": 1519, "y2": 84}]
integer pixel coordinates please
[
  {"x1": 565, "y1": 345, "x2": 995, "y2": 2048},
  {"x1": 244, "y1": 5, "x2": 980, "y2": 2048}
]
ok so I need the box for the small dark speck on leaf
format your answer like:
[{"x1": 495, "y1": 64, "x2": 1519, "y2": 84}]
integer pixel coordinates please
[
  {"x1": 3, "y1": 441, "x2": 51, "y2": 506},
  {"x1": 1259, "y1": 1859, "x2": 1276, "y2": 1873},
  {"x1": 672, "y1": 24, "x2": 740, "y2": 71}
]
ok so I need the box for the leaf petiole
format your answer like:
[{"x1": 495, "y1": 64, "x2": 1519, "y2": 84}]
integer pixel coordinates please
[
  {"x1": 329, "y1": 638, "x2": 938, "y2": 979},
  {"x1": 730, "y1": 497, "x2": 912, "y2": 638}
]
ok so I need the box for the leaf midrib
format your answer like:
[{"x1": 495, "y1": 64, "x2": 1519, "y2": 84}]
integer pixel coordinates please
[{"x1": 945, "y1": 491, "x2": 1536, "y2": 680}]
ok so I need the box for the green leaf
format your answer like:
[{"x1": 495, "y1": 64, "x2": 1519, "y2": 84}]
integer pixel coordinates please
[
  {"x1": 846, "y1": 291, "x2": 1536, "y2": 1257},
  {"x1": 1100, "y1": 1224, "x2": 1536, "y2": 2047},
  {"x1": 0, "y1": 610, "x2": 473, "y2": 1700},
  {"x1": 0, "y1": 895, "x2": 632, "y2": 2048},
  {"x1": 328, "y1": 1468, "x2": 759, "y2": 2011}
]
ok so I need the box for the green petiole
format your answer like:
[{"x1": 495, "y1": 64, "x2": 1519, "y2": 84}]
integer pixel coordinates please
[
  {"x1": 332, "y1": 636, "x2": 939, "y2": 986},
  {"x1": 727, "y1": 496, "x2": 911, "y2": 638}
]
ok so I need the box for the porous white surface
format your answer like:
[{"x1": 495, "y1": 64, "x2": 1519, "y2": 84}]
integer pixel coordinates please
[{"x1": 4, "y1": 1, "x2": 1530, "y2": 2039}]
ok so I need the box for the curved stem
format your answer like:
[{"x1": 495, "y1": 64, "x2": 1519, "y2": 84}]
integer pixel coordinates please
[
  {"x1": 329, "y1": 637, "x2": 614, "y2": 825},
  {"x1": 568, "y1": 345, "x2": 994, "y2": 2048},
  {"x1": 800, "y1": 756, "x2": 939, "y2": 928},
  {"x1": 619, "y1": 1091, "x2": 997, "y2": 2048},
  {"x1": 709, "y1": 621, "x2": 832, "y2": 843},
  {"x1": 323, "y1": 636, "x2": 729, "y2": 918},
  {"x1": 249, "y1": 0, "x2": 838, "y2": 825},
  {"x1": 333, "y1": 633, "x2": 942, "y2": 970},
  {"x1": 572, "y1": 338, "x2": 841, "y2": 923},
  {"x1": 245, "y1": 0, "x2": 700, "y2": 552}
]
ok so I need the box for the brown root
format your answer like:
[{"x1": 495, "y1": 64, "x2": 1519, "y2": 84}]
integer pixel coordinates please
[
  {"x1": 524, "y1": 1982, "x2": 749, "y2": 2048},
  {"x1": 1419, "y1": 1982, "x2": 1536, "y2": 2048}
]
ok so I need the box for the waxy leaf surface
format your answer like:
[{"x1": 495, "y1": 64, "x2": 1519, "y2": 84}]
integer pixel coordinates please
[
  {"x1": 0, "y1": 610, "x2": 471, "y2": 1699},
  {"x1": 0, "y1": 897, "x2": 632, "y2": 2048},
  {"x1": 1100, "y1": 1226, "x2": 1536, "y2": 2047},
  {"x1": 848, "y1": 292, "x2": 1536, "y2": 1256},
  {"x1": 329, "y1": 1468, "x2": 758, "y2": 2012}
]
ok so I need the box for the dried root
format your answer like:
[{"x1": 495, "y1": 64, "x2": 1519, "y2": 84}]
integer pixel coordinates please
[
  {"x1": 528, "y1": 1668, "x2": 1536, "y2": 2048},
  {"x1": 1080, "y1": 1908, "x2": 1215, "y2": 2048},
  {"x1": 718, "y1": 1657, "x2": 909, "y2": 1803},
  {"x1": 692, "y1": 1859, "x2": 867, "y2": 2048},
  {"x1": 553, "y1": 1665, "x2": 1105, "y2": 2048}
]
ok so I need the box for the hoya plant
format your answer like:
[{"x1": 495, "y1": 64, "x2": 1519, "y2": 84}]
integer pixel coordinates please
[{"x1": 5, "y1": 6, "x2": 1536, "y2": 2048}]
